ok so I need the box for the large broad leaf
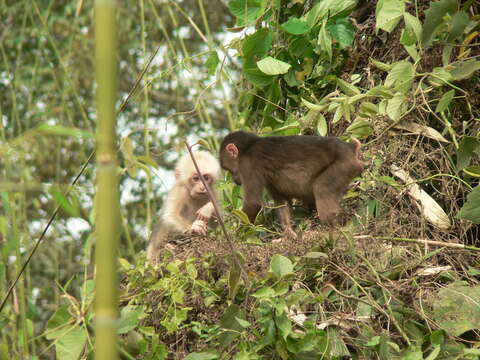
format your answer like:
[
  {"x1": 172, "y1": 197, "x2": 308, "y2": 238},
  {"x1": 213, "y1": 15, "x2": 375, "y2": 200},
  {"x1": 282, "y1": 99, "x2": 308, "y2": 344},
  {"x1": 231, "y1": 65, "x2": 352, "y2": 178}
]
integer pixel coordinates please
[
  {"x1": 451, "y1": 60, "x2": 480, "y2": 81},
  {"x1": 270, "y1": 255, "x2": 293, "y2": 278},
  {"x1": 385, "y1": 61, "x2": 415, "y2": 94},
  {"x1": 375, "y1": 0, "x2": 405, "y2": 33},
  {"x1": 326, "y1": 17, "x2": 355, "y2": 49},
  {"x1": 242, "y1": 28, "x2": 272, "y2": 58},
  {"x1": 219, "y1": 304, "x2": 246, "y2": 347},
  {"x1": 281, "y1": 17, "x2": 311, "y2": 35},
  {"x1": 302, "y1": 0, "x2": 357, "y2": 27},
  {"x1": 257, "y1": 57, "x2": 291, "y2": 75},
  {"x1": 432, "y1": 281, "x2": 480, "y2": 336},
  {"x1": 403, "y1": 13, "x2": 423, "y2": 43},
  {"x1": 429, "y1": 67, "x2": 454, "y2": 87},
  {"x1": 422, "y1": 0, "x2": 458, "y2": 46},
  {"x1": 118, "y1": 305, "x2": 147, "y2": 334},
  {"x1": 446, "y1": 11, "x2": 469, "y2": 42},
  {"x1": 228, "y1": 0, "x2": 263, "y2": 26},
  {"x1": 457, "y1": 186, "x2": 480, "y2": 223},
  {"x1": 55, "y1": 327, "x2": 87, "y2": 360},
  {"x1": 386, "y1": 92, "x2": 408, "y2": 121},
  {"x1": 244, "y1": 68, "x2": 274, "y2": 86}
]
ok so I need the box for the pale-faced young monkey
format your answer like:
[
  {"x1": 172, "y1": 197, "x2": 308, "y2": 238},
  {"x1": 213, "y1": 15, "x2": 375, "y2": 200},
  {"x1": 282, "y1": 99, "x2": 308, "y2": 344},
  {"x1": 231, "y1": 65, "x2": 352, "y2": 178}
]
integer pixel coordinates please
[
  {"x1": 147, "y1": 151, "x2": 220, "y2": 263},
  {"x1": 219, "y1": 131, "x2": 364, "y2": 238}
]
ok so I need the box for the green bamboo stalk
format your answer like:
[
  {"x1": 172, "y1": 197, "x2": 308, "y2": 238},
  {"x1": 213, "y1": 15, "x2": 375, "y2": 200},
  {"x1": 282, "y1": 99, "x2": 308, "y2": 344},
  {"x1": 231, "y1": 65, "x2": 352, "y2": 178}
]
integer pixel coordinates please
[{"x1": 95, "y1": 0, "x2": 119, "y2": 359}]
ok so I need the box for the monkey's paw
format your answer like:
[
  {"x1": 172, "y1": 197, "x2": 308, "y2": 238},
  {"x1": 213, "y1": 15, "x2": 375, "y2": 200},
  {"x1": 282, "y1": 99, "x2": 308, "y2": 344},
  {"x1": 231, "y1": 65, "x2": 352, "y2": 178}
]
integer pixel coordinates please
[{"x1": 189, "y1": 220, "x2": 208, "y2": 235}]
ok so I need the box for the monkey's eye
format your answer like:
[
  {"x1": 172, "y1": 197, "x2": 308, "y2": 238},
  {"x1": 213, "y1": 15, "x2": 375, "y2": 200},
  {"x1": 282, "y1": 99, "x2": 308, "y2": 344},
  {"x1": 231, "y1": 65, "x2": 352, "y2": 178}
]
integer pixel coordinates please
[
  {"x1": 203, "y1": 174, "x2": 209, "y2": 181},
  {"x1": 192, "y1": 175, "x2": 200, "y2": 182}
]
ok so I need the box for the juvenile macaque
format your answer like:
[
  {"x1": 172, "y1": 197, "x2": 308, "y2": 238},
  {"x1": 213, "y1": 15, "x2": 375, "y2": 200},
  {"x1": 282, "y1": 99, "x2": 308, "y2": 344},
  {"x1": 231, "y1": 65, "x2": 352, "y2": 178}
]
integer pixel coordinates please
[
  {"x1": 219, "y1": 131, "x2": 364, "y2": 238},
  {"x1": 147, "y1": 151, "x2": 220, "y2": 262}
]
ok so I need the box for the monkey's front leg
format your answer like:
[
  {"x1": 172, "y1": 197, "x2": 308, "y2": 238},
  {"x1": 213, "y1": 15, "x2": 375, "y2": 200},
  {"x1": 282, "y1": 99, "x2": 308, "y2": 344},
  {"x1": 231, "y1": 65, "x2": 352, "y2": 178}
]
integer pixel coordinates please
[
  {"x1": 196, "y1": 201, "x2": 215, "y2": 222},
  {"x1": 270, "y1": 189, "x2": 297, "y2": 240}
]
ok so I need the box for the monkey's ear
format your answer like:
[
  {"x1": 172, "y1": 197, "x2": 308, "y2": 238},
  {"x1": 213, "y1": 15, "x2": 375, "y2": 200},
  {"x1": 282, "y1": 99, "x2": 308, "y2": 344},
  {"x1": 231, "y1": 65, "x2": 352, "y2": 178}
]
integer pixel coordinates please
[{"x1": 226, "y1": 143, "x2": 239, "y2": 158}]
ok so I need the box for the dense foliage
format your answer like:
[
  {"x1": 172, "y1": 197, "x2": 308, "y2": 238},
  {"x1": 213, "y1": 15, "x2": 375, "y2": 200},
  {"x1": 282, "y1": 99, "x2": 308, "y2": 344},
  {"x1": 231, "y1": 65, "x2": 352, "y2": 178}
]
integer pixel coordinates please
[{"x1": 1, "y1": 0, "x2": 479, "y2": 359}]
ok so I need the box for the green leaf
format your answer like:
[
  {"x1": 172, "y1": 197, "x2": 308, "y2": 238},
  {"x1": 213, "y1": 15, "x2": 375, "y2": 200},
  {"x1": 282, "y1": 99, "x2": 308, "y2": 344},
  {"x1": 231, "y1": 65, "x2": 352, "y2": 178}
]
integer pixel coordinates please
[
  {"x1": 302, "y1": 0, "x2": 357, "y2": 27},
  {"x1": 232, "y1": 209, "x2": 251, "y2": 224},
  {"x1": 403, "y1": 44, "x2": 420, "y2": 62},
  {"x1": 403, "y1": 13, "x2": 423, "y2": 43},
  {"x1": 46, "y1": 306, "x2": 73, "y2": 340},
  {"x1": 242, "y1": 28, "x2": 272, "y2": 58},
  {"x1": 337, "y1": 78, "x2": 360, "y2": 96},
  {"x1": 243, "y1": 68, "x2": 274, "y2": 87},
  {"x1": 235, "y1": 316, "x2": 251, "y2": 328},
  {"x1": 184, "y1": 352, "x2": 219, "y2": 360},
  {"x1": 447, "y1": 11, "x2": 469, "y2": 42},
  {"x1": 318, "y1": 23, "x2": 332, "y2": 61},
  {"x1": 304, "y1": 251, "x2": 328, "y2": 259},
  {"x1": 432, "y1": 281, "x2": 480, "y2": 335},
  {"x1": 429, "y1": 67, "x2": 454, "y2": 87},
  {"x1": 422, "y1": 0, "x2": 458, "y2": 46},
  {"x1": 270, "y1": 254, "x2": 293, "y2": 278},
  {"x1": 275, "y1": 314, "x2": 292, "y2": 340},
  {"x1": 386, "y1": 92, "x2": 408, "y2": 121},
  {"x1": 385, "y1": 61, "x2": 415, "y2": 93},
  {"x1": 37, "y1": 124, "x2": 94, "y2": 139},
  {"x1": 219, "y1": 304, "x2": 245, "y2": 347},
  {"x1": 55, "y1": 327, "x2": 87, "y2": 360},
  {"x1": 327, "y1": 17, "x2": 355, "y2": 49},
  {"x1": 435, "y1": 89, "x2": 455, "y2": 113},
  {"x1": 359, "y1": 102, "x2": 378, "y2": 117},
  {"x1": 252, "y1": 286, "x2": 276, "y2": 299},
  {"x1": 375, "y1": 0, "x2": 405, "y2": 33},
  {"x1": 281, "y1": 17, "x2": 311, "y2": 35},
  {"x1": 346, "y1": 118, "x2": 373, "y2": 138},
  {"x1": 228, "y1": 0, "x2": 263, "y2": 26},
  {"x1": 366, "y1": 336, "x2": 381, "y2": 347},
  {"x1": 370, "y1": 59, "x2": 392, "y2": 72},
  {"x1": 118, "y1": 305, "x2": 147, "y2": 334},
  {"x1": 50, "y1": 190, "x2": 80, "y2": 217},
  {"x1": 257, "y1": 56, "x2": 291, "y2": 75},
  {"x1": 451, "y1": 60, "x2": 480, "y2": 81},
  {"x1": 317, "y1": 113, "x2": 327, "y2": 136},
  {"x1": 205, "y1": 51, "x2": 219, "y2": 75},
  {"x1": 456, "y1": 136, "x2": 480, "y2": 171}
]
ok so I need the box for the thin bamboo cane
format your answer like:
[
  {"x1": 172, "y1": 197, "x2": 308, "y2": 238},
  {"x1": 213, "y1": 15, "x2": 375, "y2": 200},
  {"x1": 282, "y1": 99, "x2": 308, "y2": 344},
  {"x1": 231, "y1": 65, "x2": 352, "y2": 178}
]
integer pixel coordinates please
[{"x1": 95, "y1": 0, "x2": 119, "y2": 359}]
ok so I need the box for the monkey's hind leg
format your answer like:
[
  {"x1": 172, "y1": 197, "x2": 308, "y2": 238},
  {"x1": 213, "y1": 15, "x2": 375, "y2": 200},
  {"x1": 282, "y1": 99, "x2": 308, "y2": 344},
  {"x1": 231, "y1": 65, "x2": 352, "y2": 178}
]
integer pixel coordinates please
[
  {"x1": 312, "y1": 163, "x2": 354, "y2": 223},
  {"x1": 146, "y1": 223, "x2": 168, "y2": 263}
]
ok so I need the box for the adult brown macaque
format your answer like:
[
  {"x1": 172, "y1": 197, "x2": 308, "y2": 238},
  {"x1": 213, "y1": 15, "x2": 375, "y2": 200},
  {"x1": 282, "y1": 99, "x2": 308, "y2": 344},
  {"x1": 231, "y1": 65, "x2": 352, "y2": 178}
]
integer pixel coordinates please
[
  {"x1": 147, "y1": 151, "x2": 220, "y2": 263},
  {"x1": 219, "y1": 131, "x2": 364, "y2": 238}
]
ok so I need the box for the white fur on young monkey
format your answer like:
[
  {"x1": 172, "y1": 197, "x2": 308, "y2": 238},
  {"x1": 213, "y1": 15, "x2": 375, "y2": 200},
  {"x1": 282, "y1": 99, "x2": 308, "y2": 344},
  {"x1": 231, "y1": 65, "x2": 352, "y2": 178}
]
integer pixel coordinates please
[{"x1": 147, "y1": 151, "x2": 220, "y2": 263}]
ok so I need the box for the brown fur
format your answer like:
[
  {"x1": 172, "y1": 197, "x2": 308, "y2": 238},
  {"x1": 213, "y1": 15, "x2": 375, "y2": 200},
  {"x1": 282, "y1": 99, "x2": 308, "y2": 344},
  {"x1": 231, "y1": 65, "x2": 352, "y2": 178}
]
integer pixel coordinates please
[{"x1": 220, "y1": 131, "x2": 364, "y2": 237}]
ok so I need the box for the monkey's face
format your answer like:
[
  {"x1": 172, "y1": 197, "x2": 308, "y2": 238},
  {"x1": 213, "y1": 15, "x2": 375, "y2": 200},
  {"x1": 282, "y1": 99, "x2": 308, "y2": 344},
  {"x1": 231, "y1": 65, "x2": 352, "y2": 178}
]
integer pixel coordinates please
[{"x1": 188, "y1": 173, "x2": 213, "y2": 199}]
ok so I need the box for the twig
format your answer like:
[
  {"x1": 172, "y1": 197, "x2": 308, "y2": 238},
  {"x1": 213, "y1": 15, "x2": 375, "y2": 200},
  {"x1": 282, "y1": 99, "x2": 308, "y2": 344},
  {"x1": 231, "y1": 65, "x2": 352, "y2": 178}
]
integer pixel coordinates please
[
  {"x1": 184, "y1": 141, "x2": 247, "y2": 281},
  {"x1": 354, "y1": 235, "x2": 480, "y2": 252}
]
